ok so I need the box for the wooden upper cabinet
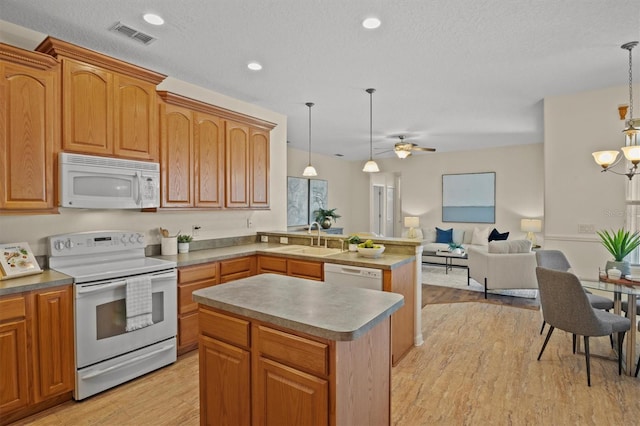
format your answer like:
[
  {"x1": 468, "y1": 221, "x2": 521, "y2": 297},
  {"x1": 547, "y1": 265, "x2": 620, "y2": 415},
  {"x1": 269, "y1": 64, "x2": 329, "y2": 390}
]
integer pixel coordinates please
[
  {"x1": 160, "y1": 102, "x2": 194, "y2": 207},
  {"x1": 0, "y1": 44, "x2": 59, "y2": 214},
  {"x1": 225, "y1": 120, "x2": 250, "y2": 208},
  {"x1": 36, "y1": 36, "x2": 166, "y2": 161},
  {"x1": 250, "y1": 128, "x2": 270, "y2": 208},
  {"x1": 194, "y1": 112, "x2": 224, "y2": 207},
  {"x1": 62, "y1": 58, "x2": 112, "y2": 155}
]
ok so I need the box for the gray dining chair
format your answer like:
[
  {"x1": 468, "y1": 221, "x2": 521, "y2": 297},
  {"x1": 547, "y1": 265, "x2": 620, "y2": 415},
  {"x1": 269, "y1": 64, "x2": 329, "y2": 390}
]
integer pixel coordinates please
[
  {"x1": 535, "y1": 267, "x2": 631, "y2": 386},
  {"x1": 535, "y1": 250, "x2": 614, "y2": 337},
  {"x1": 636, "y1": 321, "x2": 640, "y2": 377}
]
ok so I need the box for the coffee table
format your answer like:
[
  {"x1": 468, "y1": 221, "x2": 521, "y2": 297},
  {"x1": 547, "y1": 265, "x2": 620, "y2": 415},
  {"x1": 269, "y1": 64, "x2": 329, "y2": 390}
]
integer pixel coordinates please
[{"x1": 433, "y1": 250, "x2": 469, "y2": 284}]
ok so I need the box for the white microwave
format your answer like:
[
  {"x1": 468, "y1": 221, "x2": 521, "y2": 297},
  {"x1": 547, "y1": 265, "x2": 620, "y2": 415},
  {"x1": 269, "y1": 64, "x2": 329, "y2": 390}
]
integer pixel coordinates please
[{"x1": 60, "y1": 153, "x2": 160, "y2": 209}]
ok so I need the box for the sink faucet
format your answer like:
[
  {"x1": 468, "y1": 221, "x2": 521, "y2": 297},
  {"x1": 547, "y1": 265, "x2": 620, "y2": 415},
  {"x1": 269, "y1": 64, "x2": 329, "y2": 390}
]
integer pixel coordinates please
[{"x1": 308, "y1": 222, "x2": 322, "y2": 247}]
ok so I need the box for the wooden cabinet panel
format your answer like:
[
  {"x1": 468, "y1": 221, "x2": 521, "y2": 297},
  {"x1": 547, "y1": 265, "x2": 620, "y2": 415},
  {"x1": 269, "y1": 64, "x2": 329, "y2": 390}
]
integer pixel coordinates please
[
  {"x1": 225, "y1": 120, "x2": 250, "y2": 208},
  {"x1": 199, "y1": 308, "x2": 250, "y2": 348},
  {"x1": 114, "y1": 74, "x2": 158, "y2": 160},
  {"x1": 220, "y1": 256, "x2": 256, "y2": 282},
  {"x1": 194, "y1": 112, "x2": 224, "y2": 207},
  {"x1": 383, "y1": 262, "x2": 415, "y2": 366},
  {"x1": 0, "y1": 319, "x2": 29, "y2": 414},
  {"x1": 62, "y1": 58, "x2": 112, "y2": 155},
  {"x1": 250, "y1": 128, "x2": 270, "y2": 208},
  {"x1": 255, "y1": 357, "x2": 328, "y2": 426},
  {"x1": 31, "y1": 286, "x2": 74, "y2": 402},
  {"x1": 288, "y1": 259, "x2": 323, "y2": 281},
  {"x1": 177, "y1": 262, "x2": 218, "y2": 355},
  {"x1": 257, "y1": 255, "x2": 288, "y2": 275},
  {"x1": 257, "y1": 325, "x2": 328, "y2": 376},
  {"x1": 160, "y1": 103, "x2": 193, "y2": 207},
  {"x1": 199, "y1": 335, "x2": 251, "y2": 426},
  {"x1": 0, "y1": 46, "x2": 59, "y2": 213}
]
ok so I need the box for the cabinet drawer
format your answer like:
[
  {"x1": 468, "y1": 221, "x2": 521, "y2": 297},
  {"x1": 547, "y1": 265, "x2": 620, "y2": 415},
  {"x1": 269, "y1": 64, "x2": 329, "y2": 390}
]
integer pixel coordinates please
[
  {"x1": 257, "y1": 326, "x2": 328, "y2": 376},
  {"x1": 0, "y1": 296, "x2": 26, "y2": 322},
  {"x1": 199, "y1": 308, "x2": 250, "y2": 348},
  {"x1": 288, "y1": 259, "x2": 323, "y2": 281},
  {"x1": 257, "y1": 256, "x2": 287, "y2": 274},
  {"x1": 179, "y1": 262, "x2": 218, "y2": 284},
  {"x1": 179, "y1": 279, "x2": 216, "y2": 315},
  {"x1": 220, "y1": 256, "x2": 255, "y2": 277}
]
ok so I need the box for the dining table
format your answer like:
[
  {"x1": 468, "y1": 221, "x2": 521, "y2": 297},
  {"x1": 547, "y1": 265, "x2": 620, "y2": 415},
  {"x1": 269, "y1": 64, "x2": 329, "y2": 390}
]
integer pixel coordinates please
[{"x1": 581, "y1": 274, "x2": 639, "y2": 376}]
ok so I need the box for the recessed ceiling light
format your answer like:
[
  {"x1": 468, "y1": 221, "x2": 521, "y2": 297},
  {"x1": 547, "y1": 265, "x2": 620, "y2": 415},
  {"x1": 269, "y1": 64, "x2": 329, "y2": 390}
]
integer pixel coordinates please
[
  {"x1": 247, "y1": 62, "x2": 263, "y2": 71},
  {"x1": 143, "y1": 13, "x2": 164, "y2": 25},
  {"x1": 362, "y1": 17, "x2": 381, "y2": 29}
]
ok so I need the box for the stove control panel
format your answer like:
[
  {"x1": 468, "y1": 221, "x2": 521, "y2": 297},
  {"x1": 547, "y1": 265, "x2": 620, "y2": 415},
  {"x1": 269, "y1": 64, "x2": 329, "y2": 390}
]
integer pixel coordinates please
[{"x1": 49, "y1": 231, "x2": 146, "y2": 256}]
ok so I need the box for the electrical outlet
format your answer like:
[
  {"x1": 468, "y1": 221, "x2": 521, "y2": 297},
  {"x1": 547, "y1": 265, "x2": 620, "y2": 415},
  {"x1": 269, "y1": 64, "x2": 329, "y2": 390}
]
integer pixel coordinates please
[
  {"x1": 261, "y1": 235, "x2": 268, "y2": 243},
  {"x1": 280, "y1": 237, "x2": 289, "y2": 244},
  {"x1": 247, "y1": 218, "x2": 253, "y2": 228},
  {"x1": 192, "y1": 225, "x2": 201, "y2": 237}
]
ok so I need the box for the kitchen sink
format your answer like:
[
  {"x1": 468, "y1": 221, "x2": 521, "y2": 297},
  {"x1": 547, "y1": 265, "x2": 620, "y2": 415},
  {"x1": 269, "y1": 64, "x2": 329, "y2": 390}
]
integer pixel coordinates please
[{"x1": 265, "y1": 245, "x2": 342, "y2": 257}]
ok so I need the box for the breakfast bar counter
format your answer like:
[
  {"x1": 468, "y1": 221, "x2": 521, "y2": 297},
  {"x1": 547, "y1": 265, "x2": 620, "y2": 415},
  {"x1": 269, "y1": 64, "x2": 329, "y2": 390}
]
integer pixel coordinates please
[{"x1": 193, "y1": 273, "x2": 404, "y2": 425}]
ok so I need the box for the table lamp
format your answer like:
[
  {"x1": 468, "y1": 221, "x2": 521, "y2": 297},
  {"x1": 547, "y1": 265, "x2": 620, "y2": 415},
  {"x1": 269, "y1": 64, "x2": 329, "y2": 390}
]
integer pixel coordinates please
[
  {"x1": 520, "y1": 219, "x2": 542, "y2": 247},
  {"x1": 404, "y1": 216, "x2": 420, "y2": 239}
]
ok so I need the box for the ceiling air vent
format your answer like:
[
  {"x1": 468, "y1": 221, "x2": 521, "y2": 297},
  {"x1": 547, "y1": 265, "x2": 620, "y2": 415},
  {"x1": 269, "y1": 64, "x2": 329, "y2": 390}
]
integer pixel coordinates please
[{"x1": 109, "y1": 22, "x2": 156, "y2": 45}]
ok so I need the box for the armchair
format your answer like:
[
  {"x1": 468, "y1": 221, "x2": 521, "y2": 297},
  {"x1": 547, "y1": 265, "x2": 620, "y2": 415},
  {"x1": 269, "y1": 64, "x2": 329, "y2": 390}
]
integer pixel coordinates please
[{"x1": 467, "y1": 240, "x2": 538, "y2": 299}]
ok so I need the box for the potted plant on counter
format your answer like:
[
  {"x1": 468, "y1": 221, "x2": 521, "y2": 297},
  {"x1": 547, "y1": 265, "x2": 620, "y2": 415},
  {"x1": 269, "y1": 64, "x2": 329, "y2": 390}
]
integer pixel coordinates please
[
  {"x1": 345, "y1": 235, "x2": 362, "y2": 252},
  {"x1": 177, "y1": 234, "x2": 193, "y2": 254},
  {"x1": 314, "y1": 208, "x2": 341, "y2": 229},
  {"x1": 596, "y1": 228, "x2": 640, "y2": 276}
]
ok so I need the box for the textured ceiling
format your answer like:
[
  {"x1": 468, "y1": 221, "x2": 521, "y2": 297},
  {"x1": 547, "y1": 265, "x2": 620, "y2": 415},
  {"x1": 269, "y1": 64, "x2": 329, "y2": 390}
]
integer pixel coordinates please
[{"x1": 2, "y1": 0, "x2": 640, "y2": 160}]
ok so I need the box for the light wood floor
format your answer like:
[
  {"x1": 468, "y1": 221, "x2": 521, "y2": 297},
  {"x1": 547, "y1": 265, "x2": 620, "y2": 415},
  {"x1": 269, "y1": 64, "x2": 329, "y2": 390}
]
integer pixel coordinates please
[{"x1": 11, "y1": 290, "x2": 639, "y2": 426}]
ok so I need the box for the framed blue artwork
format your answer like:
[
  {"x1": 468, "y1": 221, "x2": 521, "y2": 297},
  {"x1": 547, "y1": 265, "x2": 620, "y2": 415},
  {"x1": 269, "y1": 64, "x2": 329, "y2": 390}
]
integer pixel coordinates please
[{"x1": 442, "y1": 172, "x2": 495, "y2": 223}]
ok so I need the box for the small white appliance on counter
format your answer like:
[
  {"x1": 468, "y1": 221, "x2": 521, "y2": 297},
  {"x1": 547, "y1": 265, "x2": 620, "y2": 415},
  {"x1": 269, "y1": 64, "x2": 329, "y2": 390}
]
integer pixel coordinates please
[
  {"x1": 59, "y1": 152, "x2": 160, "y2": 209},
  {"x1": 48, "y1": 230, "x2": 177, "y2": 400},
  {"x1": 323, "y1": 263, "x2": 383, "y2": 290}
]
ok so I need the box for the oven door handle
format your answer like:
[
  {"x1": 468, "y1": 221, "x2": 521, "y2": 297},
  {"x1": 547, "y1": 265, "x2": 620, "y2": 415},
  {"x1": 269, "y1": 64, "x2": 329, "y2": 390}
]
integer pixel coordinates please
[
  {"x1": 76, "y1": 271, "x2": 177, "y2": 294},
  {"x1": 80, "y1": 343, "x2": 175, "y2": 379}
]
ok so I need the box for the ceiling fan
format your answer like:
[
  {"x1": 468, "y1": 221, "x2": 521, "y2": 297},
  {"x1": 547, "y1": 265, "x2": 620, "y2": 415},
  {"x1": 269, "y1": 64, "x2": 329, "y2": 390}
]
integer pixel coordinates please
[{"x1": 378, "y1": 135, "x2": 436, "y2": 159}]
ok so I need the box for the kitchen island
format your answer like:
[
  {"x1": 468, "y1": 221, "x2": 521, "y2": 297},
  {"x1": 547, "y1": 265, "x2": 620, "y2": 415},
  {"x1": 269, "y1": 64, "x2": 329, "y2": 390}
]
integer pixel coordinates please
[{"x1": 193, "y1": 273, "x2": 403, "y2": 426}]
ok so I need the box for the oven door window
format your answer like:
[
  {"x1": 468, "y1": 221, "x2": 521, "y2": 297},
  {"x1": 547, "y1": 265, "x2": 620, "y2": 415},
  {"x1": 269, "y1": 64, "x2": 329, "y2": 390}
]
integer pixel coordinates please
[{"x1": 96, "y1": 292, "x2": 164, "y2": 340}]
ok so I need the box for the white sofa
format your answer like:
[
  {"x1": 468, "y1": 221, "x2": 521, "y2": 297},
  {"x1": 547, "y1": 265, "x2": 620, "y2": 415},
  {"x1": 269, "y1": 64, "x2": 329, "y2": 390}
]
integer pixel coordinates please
[
  {"x1": 421, "y1": 226, "x2": 496, "y2": 266},
  {"x1": 467, "y1": 240, "x2": 538, "y2": 298}
]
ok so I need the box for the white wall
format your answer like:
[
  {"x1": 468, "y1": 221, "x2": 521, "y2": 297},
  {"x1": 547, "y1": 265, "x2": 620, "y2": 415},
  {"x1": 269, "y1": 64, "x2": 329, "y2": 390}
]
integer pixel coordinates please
[
  {"x1": 544, "y1": 84, "x2": 638, "y2": 278},
  {"x1": 0, "y1": 23, "x2": 287, "y2": 256}
]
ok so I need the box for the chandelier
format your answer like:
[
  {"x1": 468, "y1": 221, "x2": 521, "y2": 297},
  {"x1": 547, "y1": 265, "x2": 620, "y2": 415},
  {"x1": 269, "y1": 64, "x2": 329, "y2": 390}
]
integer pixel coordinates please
[{"x1": 592, "y1": 41, "x2": 640, "y2": 180}]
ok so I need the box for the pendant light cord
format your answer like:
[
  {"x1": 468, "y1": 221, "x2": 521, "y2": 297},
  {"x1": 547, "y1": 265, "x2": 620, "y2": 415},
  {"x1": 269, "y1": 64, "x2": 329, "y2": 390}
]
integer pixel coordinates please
[
  {"x1": 629, "y1": 44, "x2": 634, "y2": 121},
  {"x1": 306, "y1": 102, "x2": 314, "y2": 165},
  {"x1": 367, "y1": 88, "x2": 376, "y2": 160}
]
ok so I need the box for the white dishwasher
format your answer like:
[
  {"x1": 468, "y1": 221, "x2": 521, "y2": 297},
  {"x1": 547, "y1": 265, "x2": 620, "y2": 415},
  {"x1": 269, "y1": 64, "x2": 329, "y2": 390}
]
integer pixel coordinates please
[{"x1": 323, "y1": 263, "x2": 383, "y2": 290}]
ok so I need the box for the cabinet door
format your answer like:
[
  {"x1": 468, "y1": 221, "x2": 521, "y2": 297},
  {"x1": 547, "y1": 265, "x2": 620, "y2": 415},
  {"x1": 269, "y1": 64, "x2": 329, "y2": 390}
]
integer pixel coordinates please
[
  {"x1": 113, "y1": 74, "x2": 158, "y2": 160},
  {"x1": 0, "y1": 319, "x2": 29, "y2": 413},
  {"x1": 288, "y1": 259, "x2": 324, "y2": 281},
  {"x1": 199, "y1": 336, "x2": 250, "y2": 425},
  {"x1": 194, "y1": 112, "x2": 224, "y2": 207},
  {"x1": 0, "y1": 61, "x2": 58, "y2": 212},
  {"x1": 225, "y1": 120, "x2": 250, "y2": 208},
  {"x1": 250, "y1": 128, "x2": 270, "y2": 208},
  {"x1": 62, "y1": 58, "x2": 113, "y2": 155},
  {"x1": 255, "y1": 357, "x2": 328, "y2": 426},
  {"x1": 31, "y1": 286, "x2": 74, "y2": 403},
  {"x1": 160, "y1": 103, "x2": 194, "y2": 207}
]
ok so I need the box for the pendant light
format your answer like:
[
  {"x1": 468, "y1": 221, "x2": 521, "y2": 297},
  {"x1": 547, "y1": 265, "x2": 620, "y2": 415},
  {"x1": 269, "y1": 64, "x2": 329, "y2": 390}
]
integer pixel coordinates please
[
  {"x1": 592, "y1": 41, "x2": 640, "y2": 180},
  {"x1": 302, "y1": 102, "x2": 318, "y2": 177},
  {"x1": 363, "y1": 88, "x2": 380, "y2": 172}
]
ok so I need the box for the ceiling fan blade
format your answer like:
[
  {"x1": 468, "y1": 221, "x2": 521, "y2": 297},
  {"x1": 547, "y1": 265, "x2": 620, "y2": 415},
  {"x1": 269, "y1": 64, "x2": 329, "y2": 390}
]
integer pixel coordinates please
[{"x1": 412, "y1": 147, "x2": 436, "y2": 152}]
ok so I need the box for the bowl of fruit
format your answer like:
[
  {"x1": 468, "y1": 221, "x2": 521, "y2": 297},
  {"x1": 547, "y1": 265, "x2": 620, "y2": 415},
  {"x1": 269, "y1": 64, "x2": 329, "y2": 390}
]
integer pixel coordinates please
[{"x1": 356, "y1": 240, "x2": 385, "y2": 258}]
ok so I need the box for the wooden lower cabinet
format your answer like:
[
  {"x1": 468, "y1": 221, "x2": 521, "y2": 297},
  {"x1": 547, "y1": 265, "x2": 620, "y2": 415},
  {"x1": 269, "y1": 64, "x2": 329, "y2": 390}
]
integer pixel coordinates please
[
  {"x1": 257, "y1": 255, "x2": 323, "y2": 281},
  {"x1": 383, "y1": 261, "x2": 416, "y2": 366},
  {"x1": 0, "y1": 286, "x2": 74, "y2": 426},
  {"x1": 177, "y1": 262, "x2": 219, "y2": 355},
  {"x1": 198, "y1": 305, "x2": 391, "y2": 426},
  {"x1": 220, "y1": 256, "x2": 256, "y2": 283}
]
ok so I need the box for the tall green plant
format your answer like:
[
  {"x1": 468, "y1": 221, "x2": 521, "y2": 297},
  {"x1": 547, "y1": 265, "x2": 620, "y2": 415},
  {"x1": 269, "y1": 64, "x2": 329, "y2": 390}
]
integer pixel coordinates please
[{"x1": 596, "y1": 229, "x2": 640, "y2": 261}]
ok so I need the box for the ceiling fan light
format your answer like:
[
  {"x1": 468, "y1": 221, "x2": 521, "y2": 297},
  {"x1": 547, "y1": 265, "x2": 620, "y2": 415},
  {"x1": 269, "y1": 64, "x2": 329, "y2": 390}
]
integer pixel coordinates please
[
  {"x1": 363, "y1": 160, "x2": 380, "y2": 173},
  {"x1": 302, "y1": 165, "x2": 318, "y2": 177},
  {"x1": 395, "y1": 150, "x2": 411, "y2": 159}
]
